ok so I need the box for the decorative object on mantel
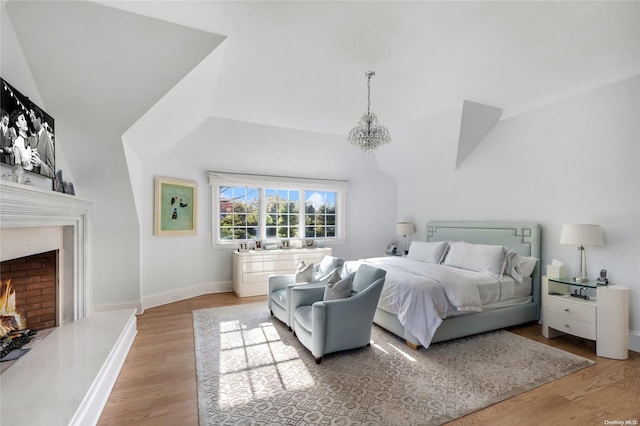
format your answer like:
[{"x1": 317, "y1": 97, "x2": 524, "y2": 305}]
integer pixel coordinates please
[
  {"x1": 560, "y1": 223, "x2": 604, "y2": 283},
  {"x1": 347, "y1": 71, "x2": 391, "y2": 153},
  {"x1": 154, "y1": 176, "x2": 197, "y2": 236},
  {"x1": 396, "y1": 221, "x2": 415, "y2": 255},
  {"x1": 52, "y1": 169, "x2": 74, "y2": 195}
]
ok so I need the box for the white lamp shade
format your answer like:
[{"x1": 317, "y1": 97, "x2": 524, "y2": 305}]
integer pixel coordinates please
[
  {"x1": 396, "y1": 222, "x2": 415, "y2": 236},
  {"x1": 559, "y1": 224, "x2": 604, "y2": 246}
]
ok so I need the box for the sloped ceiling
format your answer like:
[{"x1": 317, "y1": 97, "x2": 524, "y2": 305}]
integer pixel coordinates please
[
  {"x1": 97, "y1": 0, "x2": 640, "y2": 137},
  {"x1": 4, "y1": 0, "x2": 640, "y2": 168},
  {"x1": 5, "y1": 0, "x2": 225, "y2": 135}
]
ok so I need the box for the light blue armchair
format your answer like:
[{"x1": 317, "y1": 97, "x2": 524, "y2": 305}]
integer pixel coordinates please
[
  {"x1": 290, "y1": 264, "x2": 386, "y2": 364},
  {"x1": 268, "y1": 255, "x2": 345, "y2": 330}
]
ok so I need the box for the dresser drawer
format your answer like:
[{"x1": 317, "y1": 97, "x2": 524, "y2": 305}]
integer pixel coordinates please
[
  {"x1": 545, "y1": 312, "x2": 596, "y2": 340},
  {"x1": 545, "y1": 296, "x2": 596, "y2": 323}
]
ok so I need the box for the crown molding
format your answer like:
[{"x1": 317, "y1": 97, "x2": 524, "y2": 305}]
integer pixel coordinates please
[{"x1": 501, "y1": 63, "x2": 640, "y2": 120}]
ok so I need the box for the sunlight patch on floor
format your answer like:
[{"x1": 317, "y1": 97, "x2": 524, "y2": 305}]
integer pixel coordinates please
[{"x1": 217, "y1": 319, "x2": 315, "y2": 407}]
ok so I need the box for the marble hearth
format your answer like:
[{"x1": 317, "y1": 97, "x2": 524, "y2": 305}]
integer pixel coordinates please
[{"x1": 0, "y1": 180, "x2": 137, "y2": 425}]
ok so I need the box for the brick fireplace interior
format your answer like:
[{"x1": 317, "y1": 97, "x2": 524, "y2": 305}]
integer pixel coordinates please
[{"x1": 1, "y1": 250, "x2": 58, "y2": 333}]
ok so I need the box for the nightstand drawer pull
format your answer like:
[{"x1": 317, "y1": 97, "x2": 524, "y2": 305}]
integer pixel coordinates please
[
  {"x1": 564, "y1": 324, "x2": 570, "y2": 328},
  {"x1": 564, "y1": 308, "x2": 570, "y2": 312}
]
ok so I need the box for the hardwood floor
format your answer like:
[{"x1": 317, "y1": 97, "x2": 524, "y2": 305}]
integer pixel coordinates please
[{"x1": 98, "y1": 293, "x2": 640, "y2": 425}]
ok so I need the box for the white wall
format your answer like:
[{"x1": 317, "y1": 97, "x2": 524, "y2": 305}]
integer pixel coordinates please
[
  {"x1": 137, "y1": 116, "x2": 397, "y2": 308},
  {"x1": 397, "y1": 76, "x2": 640, "y2": 347}
]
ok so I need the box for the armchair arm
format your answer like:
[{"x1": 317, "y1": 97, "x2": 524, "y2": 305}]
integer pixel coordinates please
[{"x1": 268, "y1": 274, "x2": 295, "y2": 293}]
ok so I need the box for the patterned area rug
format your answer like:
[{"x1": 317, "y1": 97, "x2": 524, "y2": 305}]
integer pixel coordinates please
[{"x1": 193, "y1": 303, "x2": 594, "y2": 425}]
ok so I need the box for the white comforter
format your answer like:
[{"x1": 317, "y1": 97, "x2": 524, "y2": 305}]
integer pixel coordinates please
[{"x1": 345, "y1": 257, "x2": 496, "y2": 348}]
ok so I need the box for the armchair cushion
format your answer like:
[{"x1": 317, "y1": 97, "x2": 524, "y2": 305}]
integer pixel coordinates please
[
  {"x1": 295, "y1": 261, "x2": 314, "y2": 283},
  {"x1": 314, "y1": 256, "x2": 346, "y2": 281},
  {"x1": 323, "y1": 272, "x2": 354, "y2": 301}
]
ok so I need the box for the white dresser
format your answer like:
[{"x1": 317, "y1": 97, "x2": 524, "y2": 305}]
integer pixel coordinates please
[{"x1": 232, "y1": 247, "x2": 332, "y2": 297}]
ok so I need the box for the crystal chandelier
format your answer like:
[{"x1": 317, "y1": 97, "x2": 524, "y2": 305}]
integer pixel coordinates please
[{"x1": 347, "y1": 71, "x2": 391, "y2": 153}]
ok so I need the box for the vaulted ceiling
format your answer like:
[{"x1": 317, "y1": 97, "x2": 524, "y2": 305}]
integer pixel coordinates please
[{"x1": 4, "y1": 1, "x2": 640, "y2": 151}]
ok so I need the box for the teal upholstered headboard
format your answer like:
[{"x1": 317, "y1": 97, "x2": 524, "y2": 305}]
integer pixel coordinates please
[{"x1": 426, "y1": 221, "x2": 542, "y2": 317}]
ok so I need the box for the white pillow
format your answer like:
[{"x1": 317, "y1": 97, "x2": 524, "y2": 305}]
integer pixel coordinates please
[
  {"x1": 407, "y1": 241, "x2": 449, "y2": 264},
  {"x1": 443, "y1": 242, "x2": 505, "y2": 276},
  {"x1": 294, "y1": 261, "x2": 314, "y2": 283},
  {"x1": 323, "y1": 273, "x2": 354, "y2": 301},
  {"x1": 504, "y1": 249, "x2": 538, "y2": 283}
]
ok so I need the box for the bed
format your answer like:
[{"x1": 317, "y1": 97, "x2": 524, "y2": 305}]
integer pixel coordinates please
[{"x1": 362, "y1": 221, "x2": 541, "y2": 349}]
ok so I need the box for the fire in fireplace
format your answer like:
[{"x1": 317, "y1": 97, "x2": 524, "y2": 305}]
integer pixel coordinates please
[
  {"x1": 1, "y1": 279, "x2": 37, "y2": 360},
  {"x1": 1, "y1": 279, "x2": 26, "y2": 336},
  {"x1": 0, "y1": 250, "x2": 56, "y2": 361}
]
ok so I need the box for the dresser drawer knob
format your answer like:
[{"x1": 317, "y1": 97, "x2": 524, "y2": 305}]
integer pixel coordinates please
[
  {"x1": 564, "y1": 324, "x2": 570, "y2": 328},
  {"x1": 564, "y1": 308, "x2": 570, "y2": 312}
]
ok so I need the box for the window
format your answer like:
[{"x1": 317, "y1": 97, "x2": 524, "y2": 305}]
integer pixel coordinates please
[
  {"x1": 219, "y1": 186, "x2": 259, "y2": 240},
  {"x1": 305, "y1": 191, "x2": 336, "y2": 238},
  {"x1": 209, "y1": 172, "x2": 347, "y2": 246}
]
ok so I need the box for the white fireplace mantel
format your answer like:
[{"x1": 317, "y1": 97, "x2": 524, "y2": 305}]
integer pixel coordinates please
[
  {"x1": 1, "y1": 180, "x2": 138, "y2": 426},
  {"x1": 0, "y1": 179, "x2": 93, "y2": 320}
]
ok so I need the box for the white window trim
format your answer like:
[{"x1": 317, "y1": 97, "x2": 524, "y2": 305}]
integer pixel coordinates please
[{"x1": 209, "y1": 171, "x2": 348, "y2": 248}]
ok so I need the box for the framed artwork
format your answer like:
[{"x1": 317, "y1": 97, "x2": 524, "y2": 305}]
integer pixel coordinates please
[
  {"x1": 154, "y1": 176, "x2": 197, "y2": 236},
  {"x1": 255, "y1": 240, "x2": 262, "y2": 250},
  {"x1": 239, "y1": 242, "x2": 248, "y2": 252},
  {"x1": 305, "y1": 239, "x2": 315, "y2": 248},
  {"x1": 1, "y1": 77, "x2": 56, "y2": 179}
]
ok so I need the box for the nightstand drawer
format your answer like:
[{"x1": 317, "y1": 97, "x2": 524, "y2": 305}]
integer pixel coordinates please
[
  {"x1": 545, "y1": 312, "x2": 596, "y2": 340},
  {"x1": 545, "y1": 296, "x2": 596, "y2": 323}
]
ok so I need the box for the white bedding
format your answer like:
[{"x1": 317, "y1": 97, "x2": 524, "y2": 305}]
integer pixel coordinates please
[{"x1": 345, "y1": 256, "x2": 533, "y2": 348}]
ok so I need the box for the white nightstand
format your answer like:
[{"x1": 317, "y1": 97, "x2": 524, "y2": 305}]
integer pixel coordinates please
[{"x1": 542, "y1": 276, "x2": 629, "y2": 360}]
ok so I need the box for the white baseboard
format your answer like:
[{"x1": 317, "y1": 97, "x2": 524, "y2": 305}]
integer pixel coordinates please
[
  {"x1": 628, "y1": 329, "x2": 640, "y2": 354},
  {"x1": 141, "y1": 281, "x2": 233, "y2": 312},
  {"x1": 92, "y1": 301, "x2": 143, "y2": 315}
]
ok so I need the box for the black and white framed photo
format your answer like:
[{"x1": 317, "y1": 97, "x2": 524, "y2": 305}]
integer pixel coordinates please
[
  {"x1": 1, "y1": 77, "x2": 56, "y2": 179},
  {"x1": 255, "y1": 240, "x2": 262, "y2": 250},
  {"x1": 281, "y1": 240, "x2": 290, "y2": 249},
  {"x1": 239, "y1": 242, "x2": 248, "y2": 252},
  {"x1": 305, "y1": 239, "x2": 315, "y2": 248}
]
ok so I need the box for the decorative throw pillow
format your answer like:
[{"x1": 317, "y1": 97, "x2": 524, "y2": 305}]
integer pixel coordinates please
[
  {"x1": 294, "y1": 261, "x2": 314, "y2": 283},
  {"x1": 443, "y1": 242, "x2": 505, "y2": 276},
  {"x1": 504, "y1": 249, "x2": 538, "y2": 283},
  {"x1": 324, "y1": 269, "x2": 342, "y2": 285},
  {"x1": 407, "y1": 241, "x2": 450, "y2": 264},
  {"x1": 323, "y1": 273, "x2": 354, "y2": 301}
]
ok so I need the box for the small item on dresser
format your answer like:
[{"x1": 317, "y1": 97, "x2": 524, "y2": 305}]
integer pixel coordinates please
[
  {"x1": 546, "y1": 259, "x2": 566, "y2": 279},
  {"x1": 596, "y1": 269, "x2": 608, "y2": 285}
]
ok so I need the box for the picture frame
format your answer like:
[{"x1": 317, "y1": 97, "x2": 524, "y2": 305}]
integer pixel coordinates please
[
  {"x1": 1, "y1": 77, "x2": 56, "y2": 180},
  {"x1": 154, "y1": 176, "x2": 197, "y2": 236},
  {"x1": 239, "y1": 242, "x2": 248, "y2": 252},
  {"x1": 255, "y1": 240, "x2": 262, "y2": 250},
  {"x1": 281, "y1": 240, "x2": 290, "y2": 249},
  {"x1": 305, "y1": 239, "x2": 315, "y2": 248}
]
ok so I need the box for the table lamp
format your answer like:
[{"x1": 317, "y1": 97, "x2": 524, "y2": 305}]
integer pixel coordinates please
[
  {"x1": 559, "y1": 224, "x2": 604, "y2": 283},
  {"x1": 396, "y1": 222, "x2": 415, "y2": 255}
]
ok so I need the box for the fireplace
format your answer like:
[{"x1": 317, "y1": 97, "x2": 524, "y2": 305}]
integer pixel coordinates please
[
  {"x1": 1, "y1": 251, "x2": 57, "y2": 338},
  {"x1": 1, "y1": 180, "x2": 138, "y2": 426},
  {"x1": 0, "y1": 181, "x2": 91, "y2": 322}
]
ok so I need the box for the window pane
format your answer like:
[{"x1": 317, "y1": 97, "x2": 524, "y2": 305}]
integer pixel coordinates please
[
  {"x1": 219, "y1": 186, "x2": 258, "y2": 240},
  {"x1": 265, "y1": 188, "x2": 299, "y2": 240},
  {"x1": 304, "y1": 190, "x2": 337, "y2": 240}
]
